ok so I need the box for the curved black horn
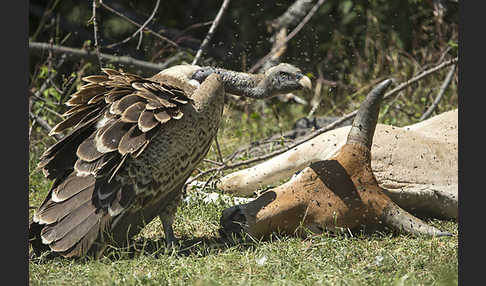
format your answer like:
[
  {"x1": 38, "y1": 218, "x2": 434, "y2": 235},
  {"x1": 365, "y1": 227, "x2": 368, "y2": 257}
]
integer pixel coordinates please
[{"x1": 346, "y1": 79, "x2": 392, "y2": 148}]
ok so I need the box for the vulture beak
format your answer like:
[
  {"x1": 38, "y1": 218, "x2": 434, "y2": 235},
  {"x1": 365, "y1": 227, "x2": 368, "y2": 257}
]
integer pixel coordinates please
[{"x1": 298, "y1": 74, "x2": 312, "y2": 91}]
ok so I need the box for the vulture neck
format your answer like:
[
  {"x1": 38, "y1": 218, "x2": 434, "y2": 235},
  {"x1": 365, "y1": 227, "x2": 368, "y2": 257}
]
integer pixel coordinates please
[{"x1": 208, "y1": 68, "x2": 268, "y2": 99}]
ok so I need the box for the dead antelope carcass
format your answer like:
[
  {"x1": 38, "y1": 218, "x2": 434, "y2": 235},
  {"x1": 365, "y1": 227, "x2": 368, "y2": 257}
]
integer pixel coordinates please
[
  {"x1": 220, "y1": 80, "x2": 452, "y2": 239},
  {"x1": 217, "y1": 109, "x2": 458, "y2": 220}
]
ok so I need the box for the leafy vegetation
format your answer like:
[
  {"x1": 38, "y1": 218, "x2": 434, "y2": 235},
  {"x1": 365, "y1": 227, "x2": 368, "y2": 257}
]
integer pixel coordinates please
[{"x1": 29, "y1": 0, "x2": 458, "y2": 284}]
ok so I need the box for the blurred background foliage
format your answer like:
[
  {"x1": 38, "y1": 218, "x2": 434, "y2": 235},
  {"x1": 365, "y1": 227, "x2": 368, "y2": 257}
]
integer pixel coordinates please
[{"x1": 28, "y1": 0, "x2": 458, "y2": 168}]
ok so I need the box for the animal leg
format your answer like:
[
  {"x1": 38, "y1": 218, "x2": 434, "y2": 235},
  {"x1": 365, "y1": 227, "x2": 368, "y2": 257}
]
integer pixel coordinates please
[{"x1": 158, "y1": 192, "x2": 183, "y2": 247}]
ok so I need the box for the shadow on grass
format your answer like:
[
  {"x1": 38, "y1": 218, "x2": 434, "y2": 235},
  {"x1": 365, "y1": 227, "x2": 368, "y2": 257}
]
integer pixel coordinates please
[
  {"x1": 29, "y1": 218, "x2": 456, "y2": 264},
  {"x1": 29, "y1": 231, "x2": 257, "y2": 263}
]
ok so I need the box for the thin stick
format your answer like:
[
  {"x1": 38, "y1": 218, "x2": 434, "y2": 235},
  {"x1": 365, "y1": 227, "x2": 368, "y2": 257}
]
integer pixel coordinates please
[
  {"x1": 248, "y1": 0, "x2": 327, "y2": 73},
  {"x1": 30, "y1": 41, "x2": 175, "y2": 72},
  {"x1": 213, "y1": 136, "x2": 225, "y2": 164},
  {"x1": 100, "y1": 2, "x2": 178, "y2": 48},
  {"x1": 188, "y1": 57, "x2": 458, "y2": 180},
  {"x1": 382, "y1": 57, "x2": 457, "y2": 105},
  {"x1": 419, "y1": 63, "x2": 456, "y2": 121},
  {"x1": 105, "y1": 0, "x2": 161, "y2": 50},
  {"x1": 180, "y1": 21, "x2": 213, "y2": 34},
  {"x1": 203, "y1": 158, "x2": 224, "y2": 166},
  {"x1": 192, "y1": 0, "x2": 231, "y2": 65},
  {"x1": 91, "y1": 0, "x2": 103, "y2": 69}
]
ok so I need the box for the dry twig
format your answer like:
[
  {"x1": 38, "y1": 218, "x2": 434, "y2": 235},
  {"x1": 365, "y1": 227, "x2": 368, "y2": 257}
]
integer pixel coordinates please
[
  {"x1": 420, "y1": 63, "x2": 457, "y2": 121},
  {"x1": 100, "y1": 1, "x2": 178, "y2": 48},
  {"x1": 249, "y1": 0, "x2": 327, "y2": 73},
  {"x1": 29, "y1": 41, "x2": 177, "y2": 73},
  {"x1": 192, "y1": 0, "x2": 231, "y2": 65},
  {"x1": 105, "y1": 0, "x2": 161, "y2": 50},
  {"x1": 91, "y1": 0, "x2": 103, "y2": 69}
]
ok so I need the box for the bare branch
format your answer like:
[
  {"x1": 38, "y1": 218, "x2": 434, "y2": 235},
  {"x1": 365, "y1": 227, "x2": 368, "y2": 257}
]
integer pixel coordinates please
[
  {"x1": 213, "y1": 136, "x2": 225, "y2": 165},
  {"x1": 29, "y1": 41, "x2": 181, "y2": 73},
  {"x1": 384, "y1": 57, "x2": 457, "y2": 101},
  {"x1": 91, "y1": 0, "x2": 103, "y2": 69},
  {"x1": 192, "y1": 0, "x2": 232, "y2": 65},
  {"x1": 249, "y1": 0, "x2": 327, "y2": 73},
  {"x1": 271, "y1": 0, "x2": 314, "y2": 31},
  {"x1": 105, "y1": 0, "x2": 161, "y2": 50},
  {"x1": 100, "y1": 1, "x2": 179, "y2": 48},
  {"x1": 31, "y1": 0, "x2": 61, "y2": 42},
  {"x1": 420, "y1": 63, "x2": 457, "y2": 121}
]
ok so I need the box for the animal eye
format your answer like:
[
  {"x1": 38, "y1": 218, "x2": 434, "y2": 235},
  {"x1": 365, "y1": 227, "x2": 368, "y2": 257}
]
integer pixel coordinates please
[{"x1": 279, "y1": 71, "x2": 290, "y2": 79}]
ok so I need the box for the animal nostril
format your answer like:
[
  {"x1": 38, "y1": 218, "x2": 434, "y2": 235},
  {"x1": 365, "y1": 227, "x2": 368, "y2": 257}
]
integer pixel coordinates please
[
  {"x1": 220, "y1": 207, "x2": 246, "y2": 237},
  {"x1": 232, "y1": 210, "x2": 246, "y2": 224}
]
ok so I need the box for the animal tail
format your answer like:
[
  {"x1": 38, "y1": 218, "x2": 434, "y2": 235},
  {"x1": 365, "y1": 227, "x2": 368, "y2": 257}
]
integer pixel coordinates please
[{"x1": 29, "y1": 172, "x2": 112, "y2": 258}]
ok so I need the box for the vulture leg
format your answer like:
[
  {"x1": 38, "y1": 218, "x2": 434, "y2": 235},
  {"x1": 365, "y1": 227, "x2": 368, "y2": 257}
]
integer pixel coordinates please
[
  {"x1": 158, "y1": 189, "x2": 184, "y2": 248},
  {"x1": 159, "y1": 194, "x2": 182, "y2": 247},
  {"x1": 160, "y1": 214, "x2": 177, "y2": 247}
]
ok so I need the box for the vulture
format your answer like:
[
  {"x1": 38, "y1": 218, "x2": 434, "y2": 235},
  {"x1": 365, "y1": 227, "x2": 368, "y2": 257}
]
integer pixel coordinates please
[{"x1": 29, "y1": 63, "x2": 312, "y2": 258}]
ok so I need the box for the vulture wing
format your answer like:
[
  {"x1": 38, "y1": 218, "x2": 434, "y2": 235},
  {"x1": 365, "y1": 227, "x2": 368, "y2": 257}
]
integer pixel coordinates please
[{"x1": 30, "y1": 68, "x2": 196, "y2": 257}]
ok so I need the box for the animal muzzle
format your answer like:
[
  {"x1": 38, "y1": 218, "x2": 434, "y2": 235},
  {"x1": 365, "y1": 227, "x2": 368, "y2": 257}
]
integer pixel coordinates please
[{"x1": 219, "y1": 205, "x2": 248, "y2": 240}]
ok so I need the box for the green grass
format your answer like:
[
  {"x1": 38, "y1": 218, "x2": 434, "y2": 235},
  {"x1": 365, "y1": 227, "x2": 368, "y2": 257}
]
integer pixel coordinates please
[{"x1": 29, "y1": 196, "x2": 458, "y2": 285}]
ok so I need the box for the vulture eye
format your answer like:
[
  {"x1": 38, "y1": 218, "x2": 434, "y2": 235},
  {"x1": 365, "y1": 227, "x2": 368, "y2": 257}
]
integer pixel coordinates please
[{"x1": 279, "y1": 71, "x2": 291, "y2": 80}]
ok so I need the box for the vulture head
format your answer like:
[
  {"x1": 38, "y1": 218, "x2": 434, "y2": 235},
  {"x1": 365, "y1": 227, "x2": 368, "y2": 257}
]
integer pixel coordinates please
[{"x1": 262, "y1": 63, "x2": 312, "y2": 96}]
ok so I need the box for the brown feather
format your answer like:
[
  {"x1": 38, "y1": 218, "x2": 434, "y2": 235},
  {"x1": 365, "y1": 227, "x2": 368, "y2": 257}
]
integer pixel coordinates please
[
  {"x1": 154, "y1": 110, "x2": 171, "y2": 124},
  {"x1": 132, "y1": 140, "x2": 150, "y2": 158},
  {"x1": 66, "y1": 85, "x2": 107, "y2": 106},
  {"x1": 120, "y1": 102, "x2": 145, "y2": 123},
  {"x1": 95, "y1": 179, "x2": 121, "y2": 204},
  {"x1": 62, "y1": 104, "x2": 92, "y2": 117},
  {"x1": 157, "y1": 97, "x2": 177, "y2": 108},
  {"x1": 157, "y1": 84, "x2": 176, "y2": 96},
  {"x1": 131, "y1": 82, "x2": 146, "y2": 91},
  {"x1": 49, "y1": 105, "x2": 98, "y2": 135},
  {"x1": 39, "y1": 115, "x2": 101, "y2": 180},
  {"x1": 74, "y1": 153, "x2": 116, "y2": 175},
  {"x1": 171, "y1": 96, "x2": 190, "y2": 104},
  {"x1": 52, "y1": 172, "x2": 96, "y2": 202},
  {"x1": 133, "y1": 90, "x2": 160, "y2": 102},
  {"x1": 108, "y1": 185, "x2": 136, "y2": 216},
  {"x1": 110, "y1": 94, "x2": 144, "y2": 115},
  {"x1": 97, "y1": 120, "x2": 132, "y2": 152},
  {"x1": 138, "y1": 110, "x2": 159, "y2": 132},
  {"x1": 62, "y1": 215, "x2": 111, "y2": 258},
  {"x1": 87, "y1": 93, "x2": 106, "y2": 104},
  {"x1": 77, "y1": 135, "x2": 104, "y2": 162},
  {"x1": 102, "y1": 68, "x2": 122, "y2": 77},
  {"x1": 61, "y1": 219, "x2": 100, "y2": 257},
  {"x1": 48, "y1": 209, "x2": 103, "y2": 252},
  {"x1": 108, "y1": 155, "x2": 127, "y2": 183},
  {"x1": 41, "y1": 199, "x2": 97, "y2": 244},
  {"x1": 36, "y1": 183, "x2": 95, "y2": 224},
  {"x1": 118, "y1": 125, "x2": 147, "y2": 155},
  {"x1": 145, "y1": 100, "x2": 164, "y2": 110},
  {"x1": 105, "y1": 89, "x2": 132, "y2": 104},
  {"x1": 142, "y1": 82, "x2": 163, "y2": 93},
  {"x1": 82, "y1": 75, "x2": 109, "y2": 84},
  {"x1": 121, "y1": 72, "x2": 144, "y2": 82}
]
